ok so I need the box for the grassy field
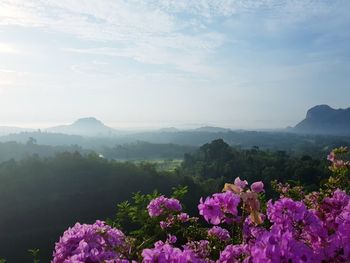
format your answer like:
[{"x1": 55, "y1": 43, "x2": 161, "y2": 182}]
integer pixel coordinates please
[{"x1": 129, "y1": 159, "x2": 183, "y2": 172}]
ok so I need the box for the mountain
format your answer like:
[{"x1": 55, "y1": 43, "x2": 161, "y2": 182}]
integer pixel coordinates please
[
  {"x1": 294, "y1": 105, "x2": 350, "y2": 135},
  {"x1": 46, "y1": 117, "x2": 117, "y2": 137}
]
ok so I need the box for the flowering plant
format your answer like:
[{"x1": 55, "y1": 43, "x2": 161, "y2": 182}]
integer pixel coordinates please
[{"x1": 51, "y1": 149, "x2": 350, "y2": 262}]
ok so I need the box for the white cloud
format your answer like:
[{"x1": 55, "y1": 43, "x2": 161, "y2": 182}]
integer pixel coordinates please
[
  {"x1": 0, "y1": 0, "x2": 346, "y2": 74},
  {"x1": 0, "y1": 0, "x2": 230, "y2": 74}
]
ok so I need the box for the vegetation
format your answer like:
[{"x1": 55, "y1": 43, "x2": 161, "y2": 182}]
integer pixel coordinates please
[
  {"x1": 51, "y1": 148, "x2": 350, "y2": 262},
  {"x1": 0, "y1": 138, "x2": 348, "y2": 261},
  {"x1": 181, "y1": 139, "x2": 332, "y2": 197},
  {"x1": 101, "y1": 141, "x2": 196, "y2": 161},
  {"x1": 0, "y1": 152, "x2": 206, "y2": 262},
  {"x1": 2, "y1": 130, "x2": 350, "y2": 155}
]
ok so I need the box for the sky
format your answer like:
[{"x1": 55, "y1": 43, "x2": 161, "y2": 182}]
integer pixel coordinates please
[{"x1": 0, "y1": 0, "x2": 349, "y2": 130}]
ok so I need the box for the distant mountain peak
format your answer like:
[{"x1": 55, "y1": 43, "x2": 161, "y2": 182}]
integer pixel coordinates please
[
  {"x1": 294, "y1": 105, "x2": 350, "y2": 135},
  {"x1": 72, "y1": 117, "x2": 106, "y2": 127},
  {"x1": 309, "y1": 104, "x2": 332, "y2": 110},
  {"x1": 47, "y1": 117, "x2": 116, "y2": 137}
]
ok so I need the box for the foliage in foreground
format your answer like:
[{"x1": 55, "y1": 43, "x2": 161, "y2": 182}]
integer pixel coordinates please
[{"x1": 29, "y1": 148, "x2": 350, "y2": 262}]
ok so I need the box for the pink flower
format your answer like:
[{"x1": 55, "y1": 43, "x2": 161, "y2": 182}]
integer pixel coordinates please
[
  {"x1": 327, "y1": 151, "x2": 335, "y2": 162},
  {"x1": 251, "y1": 181, "x2": 264, "y2": 193},
  {"x1": 198, "y1": 192, "x2": 240, "y2": 225},
  {"x1": 198, "y1": 197, "x2": 223, "y2": 225},
  {"x1": 234, "y1": 177, "x2": 248, "y2": 189},
  {"x1": 147, "y1": 196, "x2": 182, "y2": 217},
  {"x1": 177, "y1": 213, "x2": 190, "y2": 222},
  {"x1": 208, "y1": 226, "x2": 230, "y2": 241},
  {"x1": 167, "y1": 234, "x2": 177, "y2": 244}
]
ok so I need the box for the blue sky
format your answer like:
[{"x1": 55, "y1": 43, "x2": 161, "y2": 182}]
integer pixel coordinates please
[{"x1": 0, "y1": 0, "x2": 349, "y2": 129}]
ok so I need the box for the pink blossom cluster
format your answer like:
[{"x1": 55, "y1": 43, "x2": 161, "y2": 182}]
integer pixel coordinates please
[
  {"x1": 198, "y1": 191, "x2": 241, "y2": 225},
  {"x1": 147, "y1": 195, "x2": 182, "y2": 217},
  {"x1": 52, "y1": 220, "x2": 128, "y2": 263}
]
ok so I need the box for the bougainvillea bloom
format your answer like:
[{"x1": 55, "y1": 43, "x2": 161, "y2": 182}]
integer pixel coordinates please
[
  {"x1": 234, "y1": 177, "x2": 248, "y2": 189},
  {"x1": 177, "y1": 212, "x2": 190, "y2": 222},
  {"x1": 218, "y1": 244, "x2": 249, "y2": 263},
  {"x1": 208, "y1": 226, "x2": 230, "y2": 242},
  {"x1": 147, "y1": 196, "x2": 182, "y2": 217},
  {"x1": 251, "y1": 181, "x2": 264, "y2": 193},
  {"x1": 142, "y1": 242, "x2": 207, "y2": 263},
  {"x1": 198, "y1": 191, "x2": 240, "y2": 225},
  {"x1": 52, "y1": 220, "x2": 127, "y2": 263}
]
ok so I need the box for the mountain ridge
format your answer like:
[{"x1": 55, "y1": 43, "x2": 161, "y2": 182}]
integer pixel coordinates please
[
  {"x1": 294, "y1": 105, "x2": 350, "y2": 135},
  {"x1": 46, "y1": 117, "x2": 117, "y2": 137}
]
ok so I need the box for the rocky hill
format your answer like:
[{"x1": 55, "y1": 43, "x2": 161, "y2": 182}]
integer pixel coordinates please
[{"x1": 294, "y1": 105, "x2": 350, "y2": 135}]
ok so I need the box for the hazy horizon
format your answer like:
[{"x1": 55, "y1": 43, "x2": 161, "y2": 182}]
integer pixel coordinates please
[
  {"x1": 1, "y1": 0, "x2": 350, "y2": 129},
  {"x1": 0, "y1": 118, "x2": 295, "y2": 131}
]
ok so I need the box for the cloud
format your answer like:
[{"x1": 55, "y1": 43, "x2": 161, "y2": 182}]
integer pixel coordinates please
[
  {"x1": 0, "y1": 0, "x2": 229, "y2": 74},
  {"x1": 63, "y1": 31, "x2": 223, "y2": 74},
  {"x1": 0, "y1": 0, "x2": 347, "y2": 75},
  {"x1": 0, "y1": 0, "x2": 345, "y2": 41},
  {"x1": 0, "y1": 0, "x2": 349, "y2": 78}
]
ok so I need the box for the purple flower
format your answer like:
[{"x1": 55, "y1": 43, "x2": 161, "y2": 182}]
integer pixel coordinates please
[
  {"x1": 218, "y1": 244, "x2": 249, "y2": 263},
  {"x1": 319, "y1": 189, "x2": 350, "y2": 230},
  {"x1": 198, "y1": 197, "x2": 223, "y2": 225},
  {"x1": 159, "y1": 221, "x2": 168, "y2": 229},
  {"x1": 166, "y1": 198, "x2": 182, "y2": 211},
  {"x1": 323, "y1": 198, "x2": 350, "y2": 261},
  {"x1": 183, "y1": 240, "x2": 211, "y2": 259},
  {"x1": 52, "y1": 220, "x2": 127, "y2": 263},
  {"x1": 234, "y1": 177, "x2": 248, "y2": 189},
  {"x1": 267, "y1": 198, "x2": 306, "y2": 226},
  {"x1": 207, "y1": 226, "x2": 230, "y2": 242},
  {"x1": 213, "y1": 191, "x2": 241, "y2": 216},
  {"x1": 147, "y1": 196, "x2": 182, "y2": 217},
  {"x1": 327, "y1": 151, "x2": 335, "y2": 162},
  {"x1": 159, "y1": 215, "x2": 175, "y2": 229},
  {"x1": 243, "y1": 216, "x2": 267, "y2": 245},
  {"x1": 167, "y1": 234, "x2": 177, "y2": 244},
  {"x1": 198, "y1": 191, "x2": 240, "y2": 225},
  {"x1": 177, "y1": 212, "x2": 190, "y2": 222},
  {"x1": 251, "y1": 229, "x2": 316, "y2": 262},
  {"x1": 251, "y1": 181, "x2": 264, "y2": 193},
  {"x1": 142, "y1": 242, "x2": 207, "y2": 263}
]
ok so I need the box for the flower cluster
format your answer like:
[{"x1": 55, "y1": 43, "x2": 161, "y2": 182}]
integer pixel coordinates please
[
  {"x1": 328, "y1": 147, "x2": 350, "y2": 170},
  {"x1": 218, "y1": 244, "x2": 249, "y2": 263},
  {"x1": 147, "y1": 195, "x2": 182, "y2": 217},
  {"x1": 183, "y1": 240, "x2": 211, "y2": 259},
  {"x1": 207, "y1": 226, "x2": 230, "y2": 242},
  {"x1": 52, "y1": 220, "x2": 128, "y2": 263},
  {"x1": 142, "y1": 241, "x2": 205, "y2": 263},
  {"x1": 198, "y1": 191, "x2": 241, "y2": 225}
]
